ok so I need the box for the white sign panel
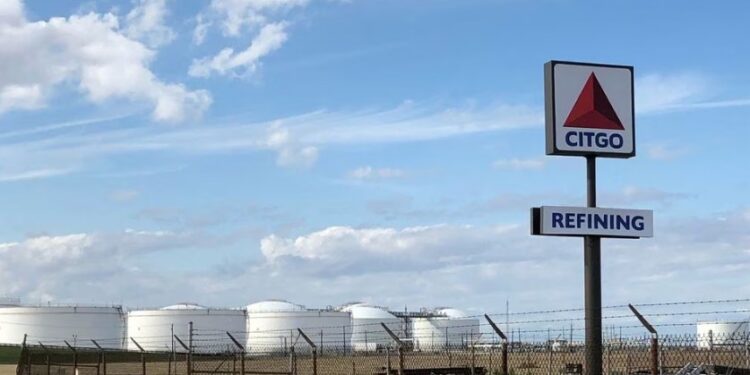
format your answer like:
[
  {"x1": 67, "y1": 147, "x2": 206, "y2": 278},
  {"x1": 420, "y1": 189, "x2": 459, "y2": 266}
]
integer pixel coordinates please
[
  {"x1": 545, "y1": 61, "x2": 635, "y2": 158},
  {"x1": 534, "y1": 206, "x2": 653, "y2": 238}
]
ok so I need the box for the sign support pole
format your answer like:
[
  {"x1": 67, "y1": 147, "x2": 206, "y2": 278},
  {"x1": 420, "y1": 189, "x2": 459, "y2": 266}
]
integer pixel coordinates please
[{"x1": 584, "y1": 155, "x2": 602, "y2": 375}]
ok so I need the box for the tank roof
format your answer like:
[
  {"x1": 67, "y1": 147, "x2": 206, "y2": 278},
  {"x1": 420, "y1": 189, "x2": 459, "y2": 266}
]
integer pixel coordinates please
[
  {"x1": 341, "y1": 304, "x2": 397, "y2": 319},
  {"x1": 435, "y1": 308, "x2": 469, "y2": 318},
  {"x1": 161, "y1": 303, "x2": 207, "y2": 310},
  {"x1": 246, "y1": 300, "x2": 306, "y2": 313}
]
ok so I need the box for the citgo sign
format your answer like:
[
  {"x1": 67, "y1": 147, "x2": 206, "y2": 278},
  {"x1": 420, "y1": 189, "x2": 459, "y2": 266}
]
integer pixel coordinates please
[{"x1": 545, "y1": 61, "x2": 635, "y2": 158}]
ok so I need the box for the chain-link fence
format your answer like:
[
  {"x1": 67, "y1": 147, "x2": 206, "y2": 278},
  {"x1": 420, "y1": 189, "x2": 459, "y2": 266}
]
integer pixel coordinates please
[{"x1": 15, "y1": 332, "x2": 750, "y2": 375}]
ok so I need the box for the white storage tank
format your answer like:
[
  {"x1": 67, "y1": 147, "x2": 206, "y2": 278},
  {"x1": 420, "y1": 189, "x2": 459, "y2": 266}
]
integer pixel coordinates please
[
  {"x1": 696, "y1": 321, "x2": 748, "y2": 348},
  {"x1": 127, "y1": 303, "x2": 246, "y2": 353},
  {"x1": 246, "y1": 300, "x2": 352, "y2": 354},
  {"x1": 0, "y1": 305, "x2": 125, "y2": 349},
  {"x1": 341, "y1": 304, "x2": 404, "y2": 351},
  {"x1": 0, "y1": 298, "x2": 20, "y2": 307},
  {"x1": 412, "y1": 308, "x2": 480, "y2": 351}
]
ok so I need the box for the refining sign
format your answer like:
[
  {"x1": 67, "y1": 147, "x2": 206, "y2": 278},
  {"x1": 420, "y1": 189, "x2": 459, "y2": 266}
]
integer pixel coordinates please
[
  {"x1": 545, "y1": 61, "x2": 635, "y2": 158},
  {"x1": 532, "y1": 206, "x2": 653, "y2": 238}
]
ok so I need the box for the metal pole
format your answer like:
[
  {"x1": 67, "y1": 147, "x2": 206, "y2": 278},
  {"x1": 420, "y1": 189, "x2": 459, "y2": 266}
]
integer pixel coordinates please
[
  {"x1": 471, "y1": 344, "x2": 476, "y2": 375},
  {"x1": 39, "y1": 342, "x2": 50, "y2": 375},
  {"x1": 386, "y1": 348, "x2": 391, "y2": 374},
  {"x1": 65, "y1": 340, "x2": 78, "y2": 375},
  {"x1": 502, "y1": 342, "x2": 508, "y2": 375},
  {"x1": 708, "y1": 330, "x2": 714, "y2": 366},
  {"x1": 91, "y1": 340, "x2": 103, "y2": 375},
  {"x1": 289, "y1": 347, "x2": 295, "y2": 375},
  {"x1": 398, "y1": 346, "x2": 404, "y2": 375},
  {"x1": 188, "y1": 322, "x2": 194, "y2": 375},
  {"x1": 650, "y1": 337, "x2": 659, "y2": 375},
  {"x1": 584, "y1": 155, "x2": 602, "y2": 375},
  {"x1": 170, "y1": 324, "x2": 174, "y2": 375},
  {"x1": 312, "y1": 348, "x2": 318, "y2": 375},
  {"x1": 549, "y1": 333, "x2": 553, "y2": 375}
]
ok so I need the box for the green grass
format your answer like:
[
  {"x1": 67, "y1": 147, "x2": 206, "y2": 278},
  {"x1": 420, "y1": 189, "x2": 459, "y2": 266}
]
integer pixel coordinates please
[{"x1": 0, "y1": 346, "x2": 21, "y2": 365}]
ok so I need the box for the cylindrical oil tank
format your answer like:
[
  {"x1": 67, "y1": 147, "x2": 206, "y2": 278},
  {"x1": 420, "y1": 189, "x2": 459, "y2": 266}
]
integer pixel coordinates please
[
  {"x1": 412, "y1": 308, "x2": 480, "y2": 351},
  {"x1": 127, "y1": 303, "x2": 246, "y2": 353},
  {"x1": 696, "y1": 321, "x2": 748, "y2": 348},
  {"x1": 246, "y1": 300, "x2": 352, "y2": 354},
  {"x1": 0, "y1": 305, "x2": 125, "y2": 348},
  {"x1": 341, "y1": 304, "x2": 404, "y2": 351}
]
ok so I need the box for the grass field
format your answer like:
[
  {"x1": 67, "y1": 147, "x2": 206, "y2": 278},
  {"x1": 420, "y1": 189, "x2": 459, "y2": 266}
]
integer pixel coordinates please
[{"x1": 0, "y1": 346, "x2": 20, "y2": 365}]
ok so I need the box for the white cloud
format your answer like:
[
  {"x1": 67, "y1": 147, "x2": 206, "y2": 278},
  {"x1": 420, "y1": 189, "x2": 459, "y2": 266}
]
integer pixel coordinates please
[
  {"x1": 0, "y1": 229, "x2": 201, "y2": 301},
  {"x1": 0, "y1": 101, "x2": 540, "y2": 176},
  {"x1": 261, "y1": 124, "x2": 319, "y2": 167},
  {"x1": 0, "y1": 84, "x2": 44, "y2": 111},
  {"x1": 190, "y1": 0, "x2": 314, "y2": 78},
  {"x1": 252, "y1": 209, "x2": 750, "y2": 310},
  {"x1": 636, "y1": 72, "x2": 750, "y2": 114},
  {"x1": 125, "y1": 0, "x2": 176, "y2": 48},
  {"x1": 207, "y1": 0, "x2": 308, "y2": 37},
  {"x1": 0, "y1": 0, "x2": 211, "y2": 122},
  {"x1": 637, "y1": 72, "x2": 709, "y2": 113},
  {"x1": 189, "y1": 22, "x2": 288, "y2": 78},
  {"x1": 492, "y1": 157, "x2": 545, "y2": 171},
  {"x1": 348, "y1": 166, "x2": 405, "y2": 180},
  {"x1": 192, "y1": 14, "x2": 211, "y2": 45},
  {"x1": 1, "y1": 209, "x2": 749, "y2": 314},
  {"x1": 646, "y1": 143, "x2": 688, "y2": 161},
  {"x1": 0, "y1": 167, "x2": 75, "y2": 182},
  {"x1": 259, "y1": 224, "x2": 544, "y2": 276}
]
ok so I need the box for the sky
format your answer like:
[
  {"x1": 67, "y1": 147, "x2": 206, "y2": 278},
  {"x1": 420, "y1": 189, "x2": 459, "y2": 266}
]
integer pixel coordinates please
[{"x1": 0, "y1": 0, "x2": 748, "y2": 323}]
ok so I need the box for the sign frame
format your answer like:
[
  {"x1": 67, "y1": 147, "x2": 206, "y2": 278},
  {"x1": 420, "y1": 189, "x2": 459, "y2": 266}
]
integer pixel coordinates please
[
  {"x1": 531, "y1": 206, "x2": 653, "y2": 239},
  {"x1": 545, "y1": 60, "x2": 636, "y2": 158}
]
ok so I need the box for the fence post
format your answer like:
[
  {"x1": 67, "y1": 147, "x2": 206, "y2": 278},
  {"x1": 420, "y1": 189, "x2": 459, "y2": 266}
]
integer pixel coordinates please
[
  {"x1": 226, "y1": 332, "x2": 245, "y2": 375},
  {"x1": 64, "y1": 340, "x2": 78, "y2": 375},
  {"x1": 130, "y1": 337, "x2": 147, "y2": 375},
  {"x1": 709, "y1": 330, "x2": 714, "y2": 366},
  {"x1": 39, "y1": 342, "x2": 51, "y2": 375},
  {"x1": 381, "y1": 322, "x2": 404, "y2": 375},
  {"x1": 91, "y1": 340, "x2": 104, "y2": 375},
  {"x1": 174, "y1": 335, "x2": 190, "y2": 375},
  {"x1": 289, "y1": 346, "x2": 297, "y2": 375},
  {"x1": 189, "y1": 322, "x2": 194, "y2": 375},
  {"x1": 297, "y1": 329, "x2": 317, "y2": 375},
  {"x1": 386, "y1": 348, "x2": 391, "y2": 375},
  {"x1": 549, "y1": 337, "x2": 554, "y2": 375},
  {"x1": 628, "y1": 304, "x2": 659, "y2": 375},
  {"x1": 485, "y1": 315, "x2": 509, "y2": 375},
  {"x1": 745, "y1": 331, "x2": 749, "y2": 369},
  {"x1": 16, "y1": 335, "x2": 27, "y2": 375},
  {"x1": 471, "y1": 343, "x2": 476, "y2": 375}
]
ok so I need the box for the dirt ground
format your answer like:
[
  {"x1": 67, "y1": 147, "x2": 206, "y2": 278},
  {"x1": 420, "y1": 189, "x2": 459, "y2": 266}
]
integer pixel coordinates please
[{"x1": 0, "y1": 364, "x2": 16, "y2": 375}]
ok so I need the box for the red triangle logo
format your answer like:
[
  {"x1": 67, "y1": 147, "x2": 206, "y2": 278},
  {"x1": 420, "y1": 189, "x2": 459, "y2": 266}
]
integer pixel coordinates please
[{"x1": 563, "y1": 73, "x2": 624, "y2": 130}]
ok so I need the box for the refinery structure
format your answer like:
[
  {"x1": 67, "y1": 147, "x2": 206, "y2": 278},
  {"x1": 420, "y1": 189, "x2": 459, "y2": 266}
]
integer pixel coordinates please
[
  {"x1": 0, "y1": 299, "x2": 746, "y2": 354},
  {"x1": 0, "y1": 299, "x2": 483, "y2": 353}
]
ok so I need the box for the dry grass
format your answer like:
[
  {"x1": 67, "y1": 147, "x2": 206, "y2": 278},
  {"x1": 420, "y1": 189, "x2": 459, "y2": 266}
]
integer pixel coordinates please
[
  {"x1": 0, "y1": 364, "x2": 16, "y2": 375},
  {"x1": 19, "y1": 347, "x2": 750, "y2": 375}
]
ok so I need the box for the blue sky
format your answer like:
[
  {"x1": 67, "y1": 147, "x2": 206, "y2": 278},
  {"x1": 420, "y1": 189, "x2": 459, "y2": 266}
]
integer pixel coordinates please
[{"x1": 0, "y1": 0, "x2": 748, "y2": 324}]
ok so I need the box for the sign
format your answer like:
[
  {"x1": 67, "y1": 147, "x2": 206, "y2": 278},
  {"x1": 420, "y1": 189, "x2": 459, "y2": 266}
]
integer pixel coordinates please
[
  {"x1": 531, "y1": 206, "x2": 653, "y2": 238},
  {"x1": 545, "y1": 61, "x2": 635, "y2": 158}
]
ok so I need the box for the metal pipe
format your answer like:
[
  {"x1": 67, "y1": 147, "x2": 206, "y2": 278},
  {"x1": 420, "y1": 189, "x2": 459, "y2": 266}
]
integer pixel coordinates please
[{"x1": 584, "y1": 155, "x2": 602, "y2": 375}]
